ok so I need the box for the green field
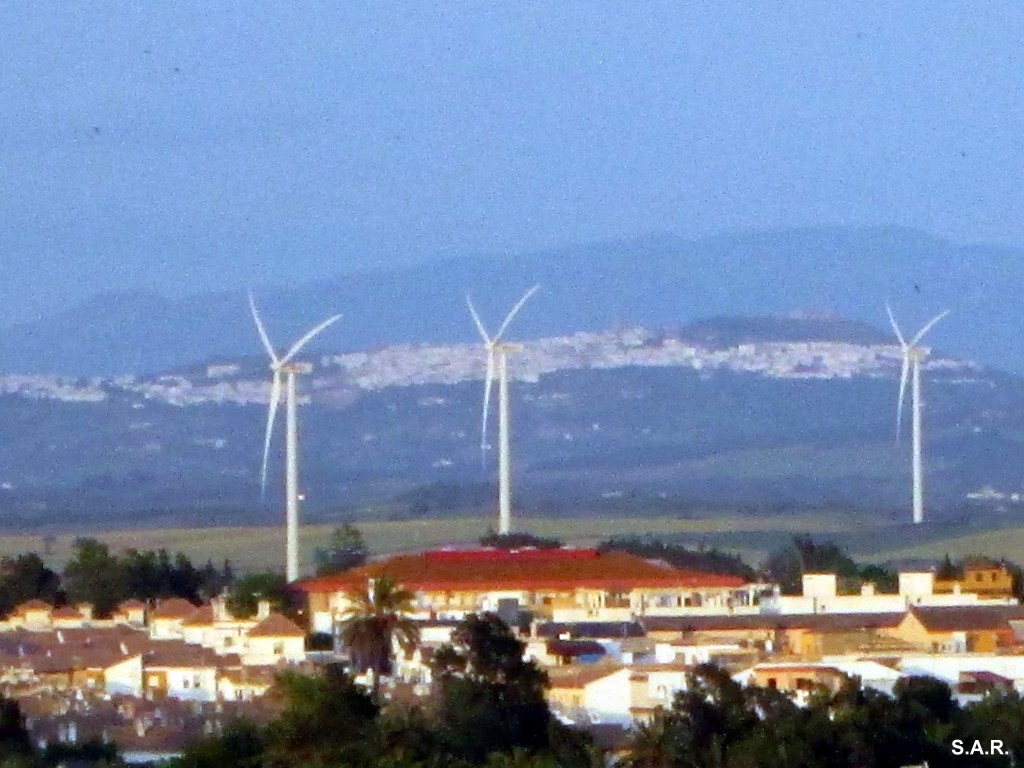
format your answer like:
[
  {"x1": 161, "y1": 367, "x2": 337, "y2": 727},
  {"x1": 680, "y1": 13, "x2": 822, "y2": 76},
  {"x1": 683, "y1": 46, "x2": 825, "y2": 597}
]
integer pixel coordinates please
[{"x1": 6, "y1": 513, "x2": 1024, "y2": 576}]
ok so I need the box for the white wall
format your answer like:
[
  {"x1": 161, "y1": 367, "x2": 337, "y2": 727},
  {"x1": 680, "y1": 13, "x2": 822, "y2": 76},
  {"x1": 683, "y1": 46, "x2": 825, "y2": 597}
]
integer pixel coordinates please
[
  {"x1": 242, "y1": 636, "x2": 305, "y2": 666},
  {"x1": 581, "y1": 669, "x2": 633, "y2": 725},
  {"x1": 104, "y1": 655, "x2": 143, "y2": 697},
  {"x1": 155, "y1": 666, "x2": 218, "y2": 702}
]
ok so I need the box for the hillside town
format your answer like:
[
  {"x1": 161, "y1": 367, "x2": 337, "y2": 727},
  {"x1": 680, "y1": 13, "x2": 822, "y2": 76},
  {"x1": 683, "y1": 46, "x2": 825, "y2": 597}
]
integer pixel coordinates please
[{"x1": 0, "y1": 327, "x2": 977, "y2": 408}]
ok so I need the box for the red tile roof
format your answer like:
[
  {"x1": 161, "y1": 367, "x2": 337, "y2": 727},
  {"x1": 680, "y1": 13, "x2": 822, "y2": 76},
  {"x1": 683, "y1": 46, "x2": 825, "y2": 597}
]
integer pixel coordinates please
[
  {"x1": 908, "y1": 605, "x2": 1024, "y2": 632},
  {"x1": 182, "y1": 605, "x2": 214, "y2": 627},
  {"x1": 151, "y1": 598, "x2": 198, "y2": 619},
  {"x1": 51, "y1": 607, "x2": 84, "y2": 620},
  {"x1": 248, "y1": 613, "x2": 305, "y2": 638},
  {"x1": 547, "y1": 664, "x2": 623, "y2": 689},
  {"x1": 296, "y1": 548, "x2": 746, "y2": 593},
  {"x1": 15, "y1": 600, "x2": 52, "y2": 614}
]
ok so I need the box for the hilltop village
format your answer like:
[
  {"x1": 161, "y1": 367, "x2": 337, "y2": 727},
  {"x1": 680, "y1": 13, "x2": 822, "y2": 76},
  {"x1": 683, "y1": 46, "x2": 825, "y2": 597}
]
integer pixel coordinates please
[
  {"x1": 0, "y1": 327, "x2": 973, "y2": 407},
  {"x1": 4, "y1": 544, "x2": 1024, "y2": 761}
]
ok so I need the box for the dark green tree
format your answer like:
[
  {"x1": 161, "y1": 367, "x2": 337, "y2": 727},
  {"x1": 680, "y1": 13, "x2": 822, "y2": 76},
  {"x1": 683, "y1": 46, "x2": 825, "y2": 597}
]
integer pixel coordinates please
[
  {"x1": 170, "y1": 718, "x2": 266, "y2": 768},
  {"x1": 479, "y1": 530, "x2": 564, "y2": 550},
  {"x1": 432, "y1": 613, "x2": 553, "y2": 764},
  {"x1": 0, "y1": 553, "x2": 61, "y2": 616},
  {"x1": 0, "y1": 696, "x2": 32, "y2": 762},
  {"x1": 314, "y1": 523, "x2": 369, "y2": 575},
  {"x1": 263, "y1": 664, "x2": 378, "y2": 768},
  {"x1": 62, "y1": 538, "x2": 127, "y2": 617},
  {"x1": 761, "y1": 536, "x2": 895, "y2": 595},
  {"x1": 226, "y1": 571, "x2": 289, "y2": 619},
  {"x1": 598, "y1": 537, "x2": 755, "y2": 581}
]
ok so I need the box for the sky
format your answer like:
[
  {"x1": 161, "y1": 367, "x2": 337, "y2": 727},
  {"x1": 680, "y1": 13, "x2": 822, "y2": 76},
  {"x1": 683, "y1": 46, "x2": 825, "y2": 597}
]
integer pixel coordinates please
[{"x1": 1, "y1": 3, "x2": 1024, "y2": 328}]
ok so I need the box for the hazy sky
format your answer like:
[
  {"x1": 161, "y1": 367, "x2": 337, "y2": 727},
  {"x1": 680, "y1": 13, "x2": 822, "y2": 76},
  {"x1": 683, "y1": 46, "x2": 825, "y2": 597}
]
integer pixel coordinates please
[{"x1": 2, "y1": 3, "x2": 1023, "y2": 327}]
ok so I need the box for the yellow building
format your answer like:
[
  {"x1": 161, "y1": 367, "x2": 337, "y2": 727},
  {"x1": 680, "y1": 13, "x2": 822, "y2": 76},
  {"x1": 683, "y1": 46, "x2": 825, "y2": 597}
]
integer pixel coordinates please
[{"x1": 935, "y1": 558, "x2": 1015, "y2": 599}]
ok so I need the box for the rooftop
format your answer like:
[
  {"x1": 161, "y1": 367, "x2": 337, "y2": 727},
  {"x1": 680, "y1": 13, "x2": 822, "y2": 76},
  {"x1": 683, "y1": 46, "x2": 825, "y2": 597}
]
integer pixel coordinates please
[
  {"x1": 248, "y1": 613, "x2": 305, "y2": 638},
  {"x1": 297, "y1": 548, "x2": 746, "y2": 593}
]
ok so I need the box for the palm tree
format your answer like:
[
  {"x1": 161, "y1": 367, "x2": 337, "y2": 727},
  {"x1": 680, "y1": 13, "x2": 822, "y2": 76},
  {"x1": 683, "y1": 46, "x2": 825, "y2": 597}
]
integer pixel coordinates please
[{"x1": 340, "y1": 574, "x2": 420, "y2": 701}]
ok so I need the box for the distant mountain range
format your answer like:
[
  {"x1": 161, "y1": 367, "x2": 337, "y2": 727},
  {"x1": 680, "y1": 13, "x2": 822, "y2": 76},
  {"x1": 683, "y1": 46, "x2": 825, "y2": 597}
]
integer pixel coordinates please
[
  {"x1": 1, "y1": 313, "x2": 1023, "y2": 529},
  {"x1": 2, "y1": 226, "x2": 1022, "y2": 377}
]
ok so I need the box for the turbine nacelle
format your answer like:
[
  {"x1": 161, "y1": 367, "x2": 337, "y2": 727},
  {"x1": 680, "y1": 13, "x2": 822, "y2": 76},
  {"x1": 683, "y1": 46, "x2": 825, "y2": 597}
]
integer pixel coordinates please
[
  {"x1": 885, "y1": 303, "x2": 951, "y2": 527},
  {"x1": 249, "y1": 293, "x2": 341, "y2": 496},
  {"x1": 465, "y1": 285, "x2": 540, "y2": 535},
  {"x1": 886, "y1": 304, "x2": 950, "y2": 439},
  {"x1": 466, "y1": 285, "x2": 539, "y2": 454}
]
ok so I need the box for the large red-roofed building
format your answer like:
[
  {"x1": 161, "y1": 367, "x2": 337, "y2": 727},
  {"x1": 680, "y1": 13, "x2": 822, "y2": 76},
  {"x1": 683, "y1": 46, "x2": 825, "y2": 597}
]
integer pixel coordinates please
[{"x1": 295, "y1": 548, "x2": 752, "y2": 633}]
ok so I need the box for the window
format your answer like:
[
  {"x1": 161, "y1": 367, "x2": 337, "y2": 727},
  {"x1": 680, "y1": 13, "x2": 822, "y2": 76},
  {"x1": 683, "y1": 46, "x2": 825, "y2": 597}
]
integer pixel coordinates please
[{"x1": 273, "y1": 641, "x2": 285, "y2": 655}]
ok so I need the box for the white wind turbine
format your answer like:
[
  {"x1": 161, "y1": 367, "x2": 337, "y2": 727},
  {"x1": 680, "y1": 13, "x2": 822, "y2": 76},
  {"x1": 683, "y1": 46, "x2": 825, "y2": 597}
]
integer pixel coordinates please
[
  {"x1": 249, "y1": 293, "x2": 341, "y2": 582},
  {"x1": 886, "y1": 304, "x2": 950, "y2": 525},
  {"x1": 466, "y1": 285, "x2": 540, "y2": 536}
]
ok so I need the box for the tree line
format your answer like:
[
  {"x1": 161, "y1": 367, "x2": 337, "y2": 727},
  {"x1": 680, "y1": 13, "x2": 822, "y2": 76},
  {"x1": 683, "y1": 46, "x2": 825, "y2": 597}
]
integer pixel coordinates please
[{"x1": 0, "y1": 523, "x2": 373, "y2": 623}]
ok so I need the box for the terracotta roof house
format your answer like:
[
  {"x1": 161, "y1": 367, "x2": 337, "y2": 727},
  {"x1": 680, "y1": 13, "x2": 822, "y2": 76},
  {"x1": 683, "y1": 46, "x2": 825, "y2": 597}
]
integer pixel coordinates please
[
  {"x1": 112, "y1": 599, "x2": 147, "y2": 626},
  {"x1": 10, "y1": 600, "x2": 53, "y2": 629},
  {"x1": 151, "y1": 599, "x2": 198, "y2": 619},
  {"x1": 149, "y1": 599, "x2": 199, "y2": 640},
  {"x1": 296, "y1": 548, "x2": 751, "y2": 633},
  {"x1": 242, "y1": 613, "x2": 306, "y2": 666},
  {"x1": 217, "y1": 664, "x2": 278, "y2": 702},
  {"x1": 247, "y1": 613, "x2": 305, "y2": 639},
  {"x1": 642, "y1": 612, "x2": 906, "y2": 658},
  {"x1": 50, "y1": 607, "x2": 86, "y2": 629},
  {"x1": 892, "y1": 605, "x2": 1024, "y2": 653},
  {"x1": 547, "y1": 662, "x2": 691, "y2": 725}
]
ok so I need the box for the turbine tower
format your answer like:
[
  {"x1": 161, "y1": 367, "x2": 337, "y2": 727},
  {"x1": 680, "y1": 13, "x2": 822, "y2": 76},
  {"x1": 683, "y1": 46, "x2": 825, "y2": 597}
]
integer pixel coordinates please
[
  {"x1": 466, "y1": 285, "x2": 539, "y2": 536},
  {"x1": 249, "y1": 293, "x2": 341, "y2": 581},
  {"x1": 886, "y1": 304, "x2": 950, "y2": 525}
]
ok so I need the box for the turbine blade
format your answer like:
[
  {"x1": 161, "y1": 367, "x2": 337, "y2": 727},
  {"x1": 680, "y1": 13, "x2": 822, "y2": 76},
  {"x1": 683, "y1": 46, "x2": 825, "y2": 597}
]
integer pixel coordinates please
[
  {"x1": 260, "y1": 371, "x2": 282, "y2": 497},
  {"x1": 896, "y1": 355, "x2": 910, "y2": 441},
  {"x1": 494, "y1": 284, "x2": 540, "y2": 341},
  {"x1": 466, "y1": 295, "x2": 491, "y2": 344},
  {"x1": 248, "y1": 293, "x2": 279, "y2": 364},
  {"x1": 281, "y1": 314, "x2": 343, "y2": 364},
  {"x1": 885, "y1": 303, "x2": 907, "y2": 348},
  {"x1": 910, "y1": 309, "x2": 951, "y2": 346},
  {"x1": 481, "y1": 349, "x2": 495, "y2": 461}
]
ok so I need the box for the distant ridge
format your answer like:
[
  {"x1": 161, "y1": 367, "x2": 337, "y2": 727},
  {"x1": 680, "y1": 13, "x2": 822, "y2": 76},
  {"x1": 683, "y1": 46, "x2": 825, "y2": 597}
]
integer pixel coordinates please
[
  {"x1": 0, "y1": 311, "x2": 1019, "y2": 524},
  {"x1": 0, "y1": 226, "x2": 1017, "y2": 376}
]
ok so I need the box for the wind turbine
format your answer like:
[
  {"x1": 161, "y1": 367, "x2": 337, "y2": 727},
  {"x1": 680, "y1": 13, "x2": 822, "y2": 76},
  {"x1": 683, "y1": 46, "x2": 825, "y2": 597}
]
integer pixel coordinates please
[
  {"x1": 886, "y1": 304, "x2": 950, "y2": 525},
  {"x1": 466, "y1": 285, "x2": 539, "y2": 536},
  {"x1": 249, "y1": 293, "x2": 341, "y2": 581}
]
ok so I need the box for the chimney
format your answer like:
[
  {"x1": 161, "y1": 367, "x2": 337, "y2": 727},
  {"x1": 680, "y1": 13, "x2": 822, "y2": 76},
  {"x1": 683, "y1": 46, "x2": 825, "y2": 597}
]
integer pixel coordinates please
[
  {"x1": 256, "y1": 600, "x2": 271, "y2": 620},
  {"x1": 212, "y1": 595, "x2": 228, "y2": 622},
  {"x1": 76, "y1": 604, "x2": 93, "y2": 622}
]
